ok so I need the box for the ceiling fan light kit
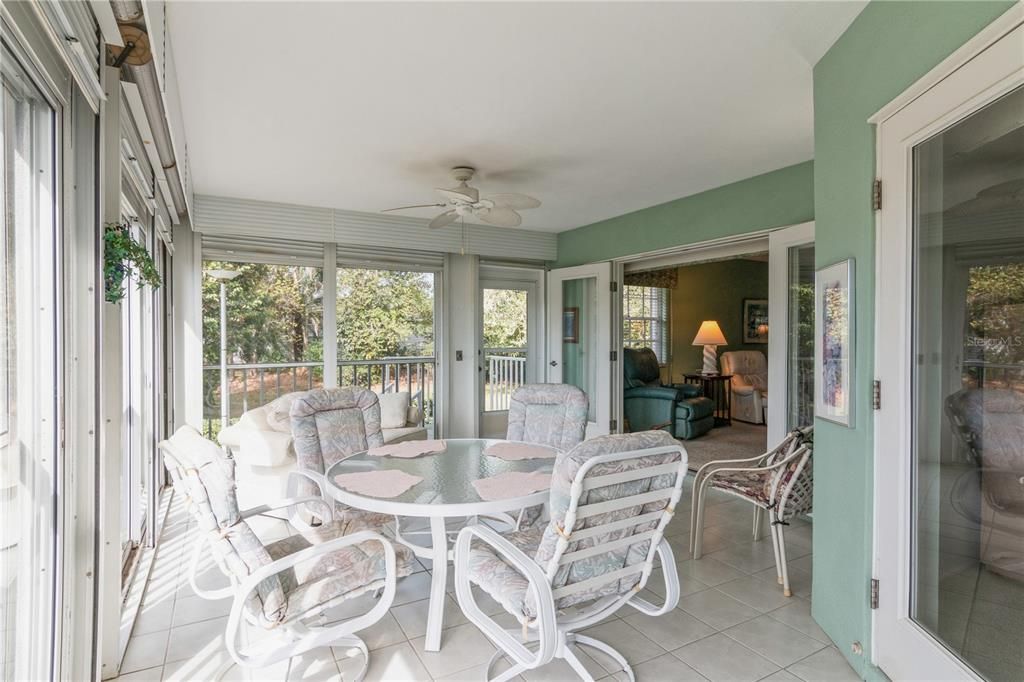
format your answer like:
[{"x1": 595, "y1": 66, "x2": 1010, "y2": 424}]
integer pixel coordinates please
[{"x1": 383, "y1": 166, "x2": 541, "y2": 229}]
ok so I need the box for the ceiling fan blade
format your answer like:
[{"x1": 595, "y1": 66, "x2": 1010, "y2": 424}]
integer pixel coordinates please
[
  {"x1": 436, "y1": 187, "x2": 479, "y2": 204},
  {"x1": 479, "y1": 207, "x2": 522, "y2": 227},
  {"x1": 381, "y1": 203, "x2": 444, "y2": 213},
  {"x1": 486, "y1": 193, "x2": 541, "y2": 210},
  {"x1": 429, "y1": 210, "x2": 460, "y2": 229}
]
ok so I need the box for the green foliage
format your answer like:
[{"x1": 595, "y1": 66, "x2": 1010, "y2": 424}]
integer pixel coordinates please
[
  {"x1": 336, "y1": 269, "x2": 434, "y2": 359},
  {"x1": 104, "y1": 222, "x2": 161, "y2": 303},
  {"x1": 482, "y1": 288, "x2": 527, "y2": 348},
  {"x1": 202, "y1": 262, "x2": 323, "y2": 366},
  {"x1": 966, "y1": 263, "x2": 1024, "y2": 364}
]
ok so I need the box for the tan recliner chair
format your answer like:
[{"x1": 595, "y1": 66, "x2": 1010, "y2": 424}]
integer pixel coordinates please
[{"x1": 720, "y1": 350, "x2": 767, "y2": 424}]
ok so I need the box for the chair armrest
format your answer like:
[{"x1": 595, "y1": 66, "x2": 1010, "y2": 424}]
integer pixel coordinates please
[
  {"x1": 453, "y1": 524, "x2": 557, "y2": 670},
  {"x1": 285, "y1": 470, "x2": 332, "y2": 531},
  {"x1": 225, "y1": 530, "x2": 398, "y2": 666},
  {"x1": 627, "y1": 539, "x2": 680, "y2": 616},
  {"x1": 668, "y1": 383, "x2": 703, "y2": 399},
  {"x1": 238, "y1": 430, "x2": 293, "y2": 467},
  {"x1": 624, "y1": 386, "x2": 681, "y2": 401},
  {"x1": 731, "y1": 385, "x2": 755, "y2": 397}
]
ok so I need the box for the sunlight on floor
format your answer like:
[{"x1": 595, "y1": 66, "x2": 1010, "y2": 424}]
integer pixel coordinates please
[{"x1": 113, "y1": 480, "x2": 858, "y2": 681}]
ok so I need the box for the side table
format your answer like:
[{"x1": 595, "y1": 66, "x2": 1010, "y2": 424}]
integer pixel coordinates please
[{"x1": 682, "y1": 373, "x2": 733, "y2": 427}]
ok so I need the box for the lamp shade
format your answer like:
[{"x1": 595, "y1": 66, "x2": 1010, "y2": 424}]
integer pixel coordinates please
[{"x1": 692, "y1": 320, "x2": 727, "y2": 346}]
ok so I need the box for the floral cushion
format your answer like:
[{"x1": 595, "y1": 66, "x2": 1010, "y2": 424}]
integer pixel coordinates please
[
  {"x1": 534, "y1": 431, "x2": 683, "y2": 610},
  {"x1": 264, "y1": 518, "x2": 415, "y2": 624},
  {"x1": 465, "y1": 526, "x2": 545, "y2": 623},
  {"x1": 290, "y1": 387, "x2": 384, "y2": 499},
  {"x1": 711, "y1": 470, "x2": 772, "y2": 505},
  {"x1": 507, "y1": 384, "x2": 588, "y2": 451}
]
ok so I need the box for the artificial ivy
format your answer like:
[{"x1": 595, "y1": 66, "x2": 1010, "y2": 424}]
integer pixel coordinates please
[{"x1": 103, "y1": 222, "x2": 161, "y2": 303}]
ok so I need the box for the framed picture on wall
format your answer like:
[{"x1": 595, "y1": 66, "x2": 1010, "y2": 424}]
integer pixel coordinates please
[
  {"x1": 815, "y1": 258, "x2": 855, "y2": 427},
  {"x1": 562, "y1": 307, "x2": 579, "y2": 343},
  {"x1": 742, "y1": 299, "x2": 769, "y2": 343}
]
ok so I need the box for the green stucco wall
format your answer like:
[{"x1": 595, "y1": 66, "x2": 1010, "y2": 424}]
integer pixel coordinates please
[
  {"x1": 810, "y1": 2, "x2": 1014, "y2": 678},
  {"x1": 554, "y1": 161, "x2": 814, "y2": 267},
  {"x1": 668, "y1": 260, "x2": 769, "y2": 380}
]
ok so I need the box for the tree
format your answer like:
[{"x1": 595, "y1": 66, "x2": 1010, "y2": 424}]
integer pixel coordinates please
[
  {"x1": 335, "y1": 269, "x2": 435, "y2": 359},
  {"x1": 482, "y1": 288, "x2": 527, "y2": 349}
]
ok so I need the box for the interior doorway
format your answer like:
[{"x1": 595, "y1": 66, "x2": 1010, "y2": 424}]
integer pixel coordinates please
[{"x1": 611, "y1": 227, "x2": 814, "y2": 468}]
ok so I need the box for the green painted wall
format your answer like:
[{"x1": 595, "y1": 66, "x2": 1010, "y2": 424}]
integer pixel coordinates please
[
  {"x1": 554, "y1": 161, "x2": 814, "y2": 267},
  {"x1": 810, "y1": 2, "x2": 1015, "y2": 678},
  {"x1": 667, "y1": 260, "x2": 769, "y2": 380}
]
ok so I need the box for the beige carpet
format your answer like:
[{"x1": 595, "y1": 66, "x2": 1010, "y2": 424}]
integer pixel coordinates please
[{"x1": 680, "y1": 421, "x2": 768, "y2": 472}]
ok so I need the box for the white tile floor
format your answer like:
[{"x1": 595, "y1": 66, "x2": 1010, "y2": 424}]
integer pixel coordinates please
[{"x1": 114, "y1": 483, "x2": 859, "y2": 681}]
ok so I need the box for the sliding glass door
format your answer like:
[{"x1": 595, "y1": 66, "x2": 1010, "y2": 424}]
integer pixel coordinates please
[
  {"x1": 768, "y1": 222, "x2": 815, "y2": 447},
  {"x1": 1, "y1": 41, "x2": 59, "y2": 682}
]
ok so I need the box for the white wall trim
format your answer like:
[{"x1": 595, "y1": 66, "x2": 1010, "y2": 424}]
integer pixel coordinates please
[
  {"x1": 868, "y1": 2, "x2": 1024, "y2": 125},
  {"x1": 612, "y1": 229, "x2": 775, "y2": 268},
  {"x1": 194, "y1": 194, "x2": 558, "y2": 262}
]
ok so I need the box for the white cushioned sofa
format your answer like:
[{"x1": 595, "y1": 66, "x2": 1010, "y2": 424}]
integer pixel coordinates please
[{"x1": 218, "y1": 390, "x2": 426, "y2": 508}]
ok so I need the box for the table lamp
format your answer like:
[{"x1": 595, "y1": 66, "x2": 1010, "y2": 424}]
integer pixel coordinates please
[{"x1": 692, "y1": 320, "x2": 727, "y2": 375}]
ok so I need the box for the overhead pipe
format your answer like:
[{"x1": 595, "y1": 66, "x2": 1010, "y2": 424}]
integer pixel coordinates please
[{"x1": 110, "y1": 0, "x2": 189, "y2": 223}]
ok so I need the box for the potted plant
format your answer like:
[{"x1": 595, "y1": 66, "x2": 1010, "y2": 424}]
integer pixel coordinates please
[{"x1": 103, "y1": 221, "x2": 161, "y2": 303}]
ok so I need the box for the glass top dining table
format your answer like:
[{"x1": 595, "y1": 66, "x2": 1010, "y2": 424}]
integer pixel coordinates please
[{"x1": 322, "y1": 438, "x2": 558, "y2": 652}]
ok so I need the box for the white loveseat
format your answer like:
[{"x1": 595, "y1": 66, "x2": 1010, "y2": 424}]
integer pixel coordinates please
[
  {"x1": 218, "y1": 390, "x2": 426, "y2": 508},
  {"x1": 720, "y1": 350, "x2": 768, "y2": 425}
]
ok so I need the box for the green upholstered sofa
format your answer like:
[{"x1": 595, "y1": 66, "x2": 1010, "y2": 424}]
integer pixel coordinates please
[{"x1": 623, "y1": 347, "x2": 715, "y2": 440}]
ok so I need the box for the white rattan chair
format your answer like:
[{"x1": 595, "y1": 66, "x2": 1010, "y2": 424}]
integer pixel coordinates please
[
  {"x1": 689, "y1": 426, "x2": 813, "y2": 596},
  {"x1": 453, "y1": 431, "x2": 687, "y2": 682},
  {"x1": 159, "y1": 426, "x2": 412, "y2": 677}
]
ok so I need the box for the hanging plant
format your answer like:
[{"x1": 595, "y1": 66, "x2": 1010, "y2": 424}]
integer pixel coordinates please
[{"x1": 103, "y1": 222, "x2": 161, "y2": 304}]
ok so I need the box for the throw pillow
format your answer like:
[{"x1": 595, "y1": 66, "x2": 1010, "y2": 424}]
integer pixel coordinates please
[{"x1": 378, "y1": 391, "x2": 411, "y2": 429}]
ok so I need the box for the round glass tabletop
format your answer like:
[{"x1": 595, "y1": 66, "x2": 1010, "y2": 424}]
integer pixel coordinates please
[{"x1": 323, "y1": 438, "x2": 558, "y2": 517}]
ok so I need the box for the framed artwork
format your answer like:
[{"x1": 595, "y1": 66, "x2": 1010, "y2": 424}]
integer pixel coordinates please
[
  {"x1": 815, "y1": 259, "x2": 855, "y2": 427},
  {"x1": 743, "y1": 299, "x2": 769, "y2": 344},
  {"x1": 562, "y1": 307, "x2": 579, "y2": 343}
]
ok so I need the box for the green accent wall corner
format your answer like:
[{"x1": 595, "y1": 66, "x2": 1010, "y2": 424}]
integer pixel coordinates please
[
  {"x1": 811, "y1": 1, "x2": 1015, "y2": 678},
  {"x1": 554, "y1": 161, "x2": 814, "y2": 267}
]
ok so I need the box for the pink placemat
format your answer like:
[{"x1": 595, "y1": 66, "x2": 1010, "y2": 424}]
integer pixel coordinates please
[
  {"x1": 484, "y1": 442, "x2": 557, "y2": 461},
  {"x1": 472, "y1": 471, "x2": 552, "y2": 501},
  {"x1": 334, "y1": 470, "x2": 423, "y2": 498},
  {"x1": 367, "y1": 440, "x2": 447, "y2": 459}
]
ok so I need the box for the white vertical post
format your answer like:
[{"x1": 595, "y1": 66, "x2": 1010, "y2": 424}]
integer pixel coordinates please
[
  {"x1": 322, "y1": 243, "x2": 338, "y2": 388},
  {"x1": 219, "y1": 280, "x2": 229, "y2": 427}
]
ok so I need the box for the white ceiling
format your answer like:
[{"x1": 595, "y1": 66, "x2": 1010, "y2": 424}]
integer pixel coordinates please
[{"x1": 168, "y1": 1, "x2": 866, "y2": 233}]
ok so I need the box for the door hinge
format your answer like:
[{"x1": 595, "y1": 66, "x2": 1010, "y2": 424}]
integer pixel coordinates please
[
  {"x1": 870, "y1": 578, "x2": 880, "y2": 609},
  {"x1": 610, "y1": 350, "x2": 618, "y2": 362},
  {"x1": 872, "y1": 179, "x2": 882, "y2": 211},
  {"x1": 872, "y1": 380, "x2": 881, "y2": 410},
  {"x1": 610, "y1": 419, "x2": 618, "y2": 432},
  {"x1": 610, "y1": 281, "x2": 618, "y2": 293}
]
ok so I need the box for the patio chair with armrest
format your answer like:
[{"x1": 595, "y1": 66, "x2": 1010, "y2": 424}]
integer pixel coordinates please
[
  {"x1": 285, "y1": 386, "x2": 398, "y2": 530},
  {"x1": 453, "y1": 430, "x2": 687, "y2": 682},
  {"x1": 689, "y1": 426, "x2": 814, "y2": 597},
  {"x1": 158, "y1": 426, "x2": 413, "y2": 677}
]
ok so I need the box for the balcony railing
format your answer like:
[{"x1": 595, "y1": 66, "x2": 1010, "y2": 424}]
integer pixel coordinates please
[
  {"x1": 483, "y1": 347, "x2": 527, "y2": 412},
  {"x1": 203, "y1": 356, "x2": 435, "y2": 438}
]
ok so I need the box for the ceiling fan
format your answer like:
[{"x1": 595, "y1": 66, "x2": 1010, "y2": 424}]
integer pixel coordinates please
[{"x1": 383, "y1": 166, "x2": 541, "y2": 229}]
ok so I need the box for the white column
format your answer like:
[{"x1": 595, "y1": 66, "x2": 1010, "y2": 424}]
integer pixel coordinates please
[
  {"x1": 444, "y1": 253, "x2": 480, "y2": 438},
  {"x1": 322, "y1": 243, "x2": 338, "y2": 388}
]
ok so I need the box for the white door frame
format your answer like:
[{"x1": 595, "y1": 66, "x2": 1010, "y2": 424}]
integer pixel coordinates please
[
  {"x1": 870, "y1": 6, "x2": 1023, "y2": 679},
  {"x1": 547, "y1": 262, "x2": 612, "y2": 437},
  {"x1": 767, "y1": 221, "x2": 815, "y2": 448}
]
